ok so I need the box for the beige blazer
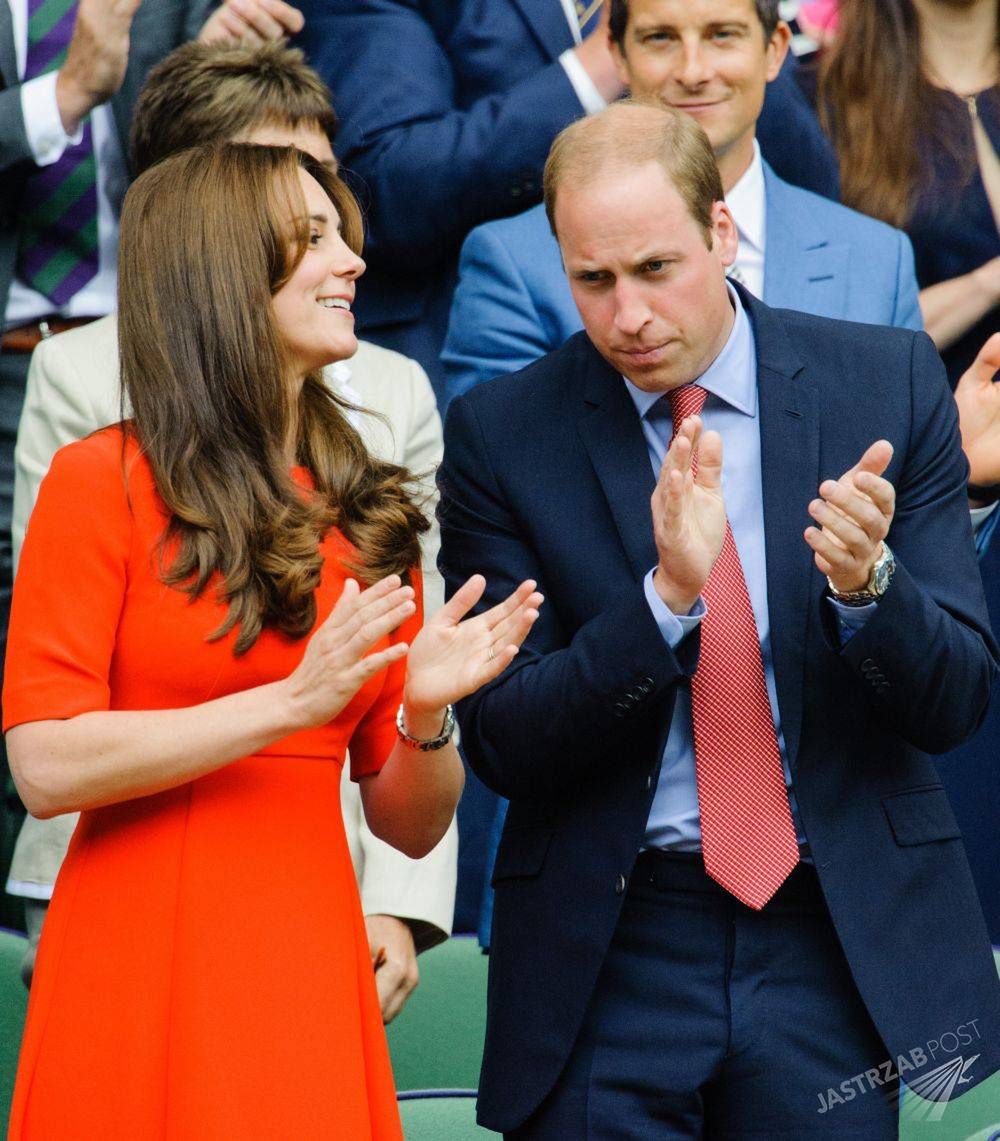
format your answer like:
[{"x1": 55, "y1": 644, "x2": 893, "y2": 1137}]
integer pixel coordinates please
[{"x1": 8, "y1": 315, "x2": 455, "y2": 949}]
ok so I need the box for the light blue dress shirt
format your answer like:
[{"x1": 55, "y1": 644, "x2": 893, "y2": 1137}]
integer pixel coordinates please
[{"x1": 633, "y1": 287, "x2": 873, "y2": 851}]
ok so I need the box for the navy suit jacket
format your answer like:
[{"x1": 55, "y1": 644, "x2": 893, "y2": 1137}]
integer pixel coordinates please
[
  {"x1": 295, "y1": 0, "x2": 586, "y2": 391},
  {"x1": 443, "y1": 160, "x2": 922, "y2": 403},
  {"x1": 938, "y1": 524, "x2": 1000, "y2": 943},
  {"x1": 438, "y1": 289, "x2": 1000, "y2": 1131}
]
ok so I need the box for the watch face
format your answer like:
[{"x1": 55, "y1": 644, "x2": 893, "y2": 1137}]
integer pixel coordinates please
[{"x1": 872, "y1": 548, "x2": 895, "y2": 595}]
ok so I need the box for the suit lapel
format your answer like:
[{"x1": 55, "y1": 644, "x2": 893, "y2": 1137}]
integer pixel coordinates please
[
  {"x1": 762, "y1": 162, "x2": 850, "y2": 319},
  {"x1": 574, "y1": 339, "x2": 659, "y2": 583},
  {"x1": 742, "y1": 289, "x2": 819, "y2": 773},
  {"x1": 509, "y1": 0, "x2": 576, "y2": 59},
  {"x1": 0, "y1": 5, "x2": 17, "y2": 90}
]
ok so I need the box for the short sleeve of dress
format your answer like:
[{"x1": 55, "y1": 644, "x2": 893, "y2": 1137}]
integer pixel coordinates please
[
  {"x1": 3, "y1": 430, "x2": 133, "y2": 732},
  {"x1": 348, "y1": 567, "x2": 424, "y2": 781}
]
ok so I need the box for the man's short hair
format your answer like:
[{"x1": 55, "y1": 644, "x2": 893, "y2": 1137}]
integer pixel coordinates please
[
  {"x1": 609, "y1": 0, "x2": 781, "y2": 48},
  {"x1": 130, "y1": 41, "x2": 338, "y2": 176},
  {"x1": 543, "y1": 101, "x2": 724, "y2": 246}
]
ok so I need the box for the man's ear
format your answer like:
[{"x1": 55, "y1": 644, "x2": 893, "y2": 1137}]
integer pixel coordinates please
[
  {"x1": 709, "y1": 201, "x2": 739, "y2": 265},
  {"x1": 610, "y1": 34, "x2": 631, "y2": 92},
  {"x1": 765, "y1": 20, "x2": 792, "y2": 83}
]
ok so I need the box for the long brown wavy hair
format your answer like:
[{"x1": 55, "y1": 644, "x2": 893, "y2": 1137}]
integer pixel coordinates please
[
  {"x1": 818, "y1": 0, "x2": 1000, "y2": 227},
  {"x1": 118, "y1": 144, "x2": 427, "y2": 654}
]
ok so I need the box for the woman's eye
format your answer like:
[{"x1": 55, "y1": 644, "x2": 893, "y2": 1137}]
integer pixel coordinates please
[{"x1": 309, "y1": 231, "x2": 321, "y2": 246}]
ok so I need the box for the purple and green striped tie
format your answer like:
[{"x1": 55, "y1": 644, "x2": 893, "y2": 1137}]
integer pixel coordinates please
[
  {"x1": 576, "y1": 0, "x2": 603, "y2": 37},
  {"x1": 16, "y1": 0, "x2": 99, "y2": 307}
]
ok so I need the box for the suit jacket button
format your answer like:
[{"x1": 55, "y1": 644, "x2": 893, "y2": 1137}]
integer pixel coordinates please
[
  {"x1": 613, "y1": 701, "x2": 628, "y2": 717},
  {"x1": 614, "y1": 873, "x2": 626, "y2": 895},
  {"x1": 861, "y1": 658, "x2": 876, "y2": 670}
]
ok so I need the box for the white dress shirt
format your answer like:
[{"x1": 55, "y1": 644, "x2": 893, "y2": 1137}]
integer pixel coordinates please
[
  {"x1": 555, "y1": 0, "x2": 607, "y2": 115},
  {"x1": 5, "y1": 0, "x2": 123, "y2": 327},
  {"x1": 724, "y1": 140, "x2": 766, "y2": 298}
]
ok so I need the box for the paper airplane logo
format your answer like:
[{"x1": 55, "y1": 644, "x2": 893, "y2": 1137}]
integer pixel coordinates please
[{"x1": 899, "y1": 1054, "x2": 980, "y2": 1123}]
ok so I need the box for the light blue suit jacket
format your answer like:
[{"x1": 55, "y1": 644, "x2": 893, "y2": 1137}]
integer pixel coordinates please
[{"x1": 442, "y1": 160, "x2": 923, "y2": 406}]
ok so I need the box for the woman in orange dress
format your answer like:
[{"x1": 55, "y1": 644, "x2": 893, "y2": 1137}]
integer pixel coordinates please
[{"x1": 3, "y1": 144, "x2": 542, "y2": 1140}]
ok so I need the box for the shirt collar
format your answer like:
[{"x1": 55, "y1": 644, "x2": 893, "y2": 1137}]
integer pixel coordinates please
[
  {"x1": 622, "y1": 283, "x2": 757, "y2": 420},
  {"x1": 724, "y1": 140, "x2": 765, "y2": 254}
]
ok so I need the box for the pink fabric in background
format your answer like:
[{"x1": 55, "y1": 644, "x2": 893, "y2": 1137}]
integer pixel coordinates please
[{"x1": 798, "y1": 0, "x2": 840, "y2": 40}]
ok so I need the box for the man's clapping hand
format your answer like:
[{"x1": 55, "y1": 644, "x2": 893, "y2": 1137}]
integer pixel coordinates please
[
  {"x1": 804, "y1": 441, "x2": 896, "y2": 593},
  {"x1": 55, "y1": 0, "x2": 142, "y2": 135},
  {"x1": 198, "y1": 0, "x2": 304, "y2": 45},
  {"x1": 954, "y1": 333, "x2": 1000, "y2": 496},
  {"x1": 650, "y1": 414, "x2": 727, "y2": 615}
]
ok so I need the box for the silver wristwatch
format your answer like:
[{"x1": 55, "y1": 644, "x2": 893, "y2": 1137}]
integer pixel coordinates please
[
  {"x1": 395, "y1": 704, "x2": 456, "y2": 751},
  {"x1": 827, "y1": 542, "x2": 896, "y2": 607}
]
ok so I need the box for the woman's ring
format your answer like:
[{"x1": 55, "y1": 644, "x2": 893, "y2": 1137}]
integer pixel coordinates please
[{"x1": 487, "y1": 646, "x2": 496, "y2": 662}]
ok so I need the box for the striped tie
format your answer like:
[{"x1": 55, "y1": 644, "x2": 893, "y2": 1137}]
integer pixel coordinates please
[
  {"x1": 576, "y1": 0, "x2": 603, "y2": 37},
  {"x1": 16, "y1": 0, "x2": 99, "y2": 307}
]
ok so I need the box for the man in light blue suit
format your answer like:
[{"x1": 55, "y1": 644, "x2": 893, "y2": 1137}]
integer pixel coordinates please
[{"x1": 442, "y1": 0, "x2": 923, "y2": 406}]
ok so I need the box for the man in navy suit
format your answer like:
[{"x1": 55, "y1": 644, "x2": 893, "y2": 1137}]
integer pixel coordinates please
[
  {"x1": 438, "y1": 101, "x2": 1000, "y2": 1137},
  {"x1": 442, "y1": 0, "x2": 921, "y2": 404},
  {"x1": 942, "y1": 333, "x2": 1000, "y2": 945}
]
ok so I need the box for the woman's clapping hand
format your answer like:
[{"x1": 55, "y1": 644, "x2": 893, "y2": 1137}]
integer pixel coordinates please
[
  {"x1": 282, "y1": 573, "x2": 542, "y2": 733},
  {"x1": 403, "y1": 576, "x2": 543, "y2": 720},
  {"x1": 283, "y1": 575, "x2": 416, "y2": 730}
]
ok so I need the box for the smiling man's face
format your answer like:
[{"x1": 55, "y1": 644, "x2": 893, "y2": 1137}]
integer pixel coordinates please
[
  {"x1": 556, "y1": 160, "x2": 738, "y2": 392},
  {"x1": 611, "y1": 0, "x2": 789, "y2": 186}
]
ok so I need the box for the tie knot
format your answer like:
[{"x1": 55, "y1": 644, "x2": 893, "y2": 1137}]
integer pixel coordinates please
[{"x1": 667, "y1": 384, "x2": 708, "y2": 441}]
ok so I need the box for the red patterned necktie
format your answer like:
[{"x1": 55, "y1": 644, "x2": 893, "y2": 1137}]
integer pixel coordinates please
[{"x1": 667, "y1": 384, "x2": 799, "y2": 910}]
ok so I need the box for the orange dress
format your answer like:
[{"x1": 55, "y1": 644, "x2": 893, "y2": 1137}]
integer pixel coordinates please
[{"x1": 4, "y1": 427, "x2": 413, "y2": 1140}]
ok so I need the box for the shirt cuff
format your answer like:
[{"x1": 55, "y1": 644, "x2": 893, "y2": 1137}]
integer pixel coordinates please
[
  {"x1": 827, "y1": 596, "x2": 877, "y2": 645},
  {"x1": 20, "y1": 71, "x2": 83, "y2": 166},
  {"x1": 970, "y1": 502, "x2": 998, "y2": 534},
  {"x1": 644, "y1": 568, "x2": 705, "y2": 649},
  {"x1": 559, "y1": 47, "x2": 608, "y2": 115}
]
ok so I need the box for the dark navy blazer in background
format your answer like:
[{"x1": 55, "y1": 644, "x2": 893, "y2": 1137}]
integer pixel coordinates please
[
  {"x1": 939, "y1": 522, "x2": 1000, "y2": 944},
  {"x1": 438, "y1": 288, "x2": 1000, "y2": 1132},
  {"x1": 295, "y1": 0, "x2": 584, "y2": 393}
]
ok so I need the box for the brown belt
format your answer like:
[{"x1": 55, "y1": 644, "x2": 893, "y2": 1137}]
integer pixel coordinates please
[{"x1": 1, "y1": 315, "x2": 101, "y2": 354}]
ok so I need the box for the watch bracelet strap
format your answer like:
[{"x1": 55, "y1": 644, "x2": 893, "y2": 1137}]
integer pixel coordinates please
[
  {"x1": 395, "y1": 704, "x2": 456, "y2": 751},
  {"x1": 827, "y1": 543, "x2": 895, "y2": 605}
]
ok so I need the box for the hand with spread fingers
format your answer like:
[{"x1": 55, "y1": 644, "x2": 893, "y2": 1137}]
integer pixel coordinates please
[
  {"x1": 651, "y1": 413, "x2": 727, "y2": 615},
  {"x1": 282, "y1": 574, "x2": 417, "y2": 730},
  {"x1": 953, "y1": 333, "x2": 1000, "y2": 493},
  {"x1": 198, "y1": 0, "x2": 305, "y2": 45},
  {"x1": 804, "y1": 440, "x2": 896, "y2": 593},
  {"x1": 403, "y1": 576, "x2": 543, "y2": 720}
]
